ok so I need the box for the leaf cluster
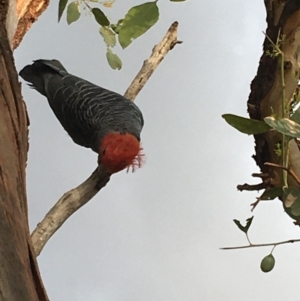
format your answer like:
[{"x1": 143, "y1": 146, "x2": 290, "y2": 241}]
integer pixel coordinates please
[
  {"x1": 58, "y1": 0, "x2": 186, "y2": 69},
  {"x1": 222, "y1": 31, "x2": 300, "y2": 273},
  {"x1": 233, "y1": 217, "x2": 276, "y2": 273},
  {"x1": 222, "y1": 104, "x2": 300, "y2": 221}
]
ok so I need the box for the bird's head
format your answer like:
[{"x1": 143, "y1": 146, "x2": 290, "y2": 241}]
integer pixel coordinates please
[{"x1": 99, "y1": 132, "x2": 144, "y2": 174}]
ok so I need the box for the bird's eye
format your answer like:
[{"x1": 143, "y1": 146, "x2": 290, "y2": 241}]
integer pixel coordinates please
[{"x1": 102, "y1": 149, "x2": 106, "y2": 155}]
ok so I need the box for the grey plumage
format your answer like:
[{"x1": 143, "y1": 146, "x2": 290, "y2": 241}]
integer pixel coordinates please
[{"x1": 19, "y1": 59, "x2": 144, "y2": 152}]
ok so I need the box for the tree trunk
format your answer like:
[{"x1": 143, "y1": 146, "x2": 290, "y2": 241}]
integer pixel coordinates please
[
  {"x1": 248, "y1": 1, "x2": 300, "y2": 185},
  {"x1": 0, "y1": 0, "x2": 48, "y2": 300},
  {"x1": 239, "y1": 1, "x2": 300, "y2": 209}
]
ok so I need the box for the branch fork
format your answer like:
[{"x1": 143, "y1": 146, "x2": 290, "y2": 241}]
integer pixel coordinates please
[{"x1": 31, "y1": 22, "x2": 181, "y2": 256}]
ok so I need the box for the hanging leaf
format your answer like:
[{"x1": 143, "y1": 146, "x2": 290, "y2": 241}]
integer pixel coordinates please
[
  {"x1": 100, "y1": 26, "x2": 116, "y2": 47},
  {"x1": 92, "y1": 8, "x2": 110, "y2": 26},
  {"x1": 58, "y1": 0, "x2": 68, "y2": 22},
  {"x1": 264, "y1": 116, "x2": 300, "y2": 138},
  {"x1": 233, "y1": 216, "x2": 254, "y2": 234},
  {"x1": 283, "y1": 187, "x2": 300, "y2": 218},
  {"x1": 222, "y1": 114, "x2": 270, "y2": 135},
  {"x1": 67, "y1": 1, "x2": 81, "y2": 25},
  {"x1": 118, "y1": 1, "x2": 159, "y2": 49},
  {"x1": 106, "y1": 48, "x2": 122, "y2": 70},
  {"x1": 260, "y1": 254, "x2": 275, "y2": 273}
]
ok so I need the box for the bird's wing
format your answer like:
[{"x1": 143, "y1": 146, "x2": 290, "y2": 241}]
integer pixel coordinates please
[{"x1": 46, "y1": 74, "x2": 143, "y2": 150}]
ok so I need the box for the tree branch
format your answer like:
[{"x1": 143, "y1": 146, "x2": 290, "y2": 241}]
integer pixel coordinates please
[
  {"x1": 221, "y1": 238, "x2": 300, "y2": 250},
  {"x1": 237, "y1": 182, "x2": 267, "y2": 191},
  {"x1": 247, "y1": 3, "x2": 300, "y2": 188},
  {"x1": 124, "y1": 21, "x2": 181, "y2": 101},
  {"x1": 31, "y1": 21, "x2": 180, "y2": 256},
  {"x1": 31, "y1": 167, "x2": 110, "y2": 256}
]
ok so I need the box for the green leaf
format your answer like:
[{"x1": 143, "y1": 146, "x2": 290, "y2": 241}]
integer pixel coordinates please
[
  {"x1": 291, "y1": 107, "x2": 300, "y2": 124},
  {"x1": 67, "y1": 1, "x2": 80, "y2": 25},
  {"x1": 106, "y1": 48, "x2": 122, "y2": 70},
  {"x1": 260, "y1": 254, "x2": 275, "y2": 273},
  {"x1": 260, "y1": 187, "x2": 282, "y2": 200},
  {"x1": 58, "y1": 0, "x2": 68, "y2": 22},
  {"x1": 222, "y1": 114, "x2": 271, "y2": 135},
  {"x1": 92, "y1": 8, "x2": 110, "y2": 26},
  {"x1": 264, "y1": 116, "x2": 300, "y2": 138},
  {"x1": 118, "y1": 1, "x2": 159, "y2": 49},
  {"x1": 233, "y1": 216, "x2": 254, "y2": 234},
  {"x1": 283, "y1": 187, "x2": 300, "y2": 218},
  {"x1": 100, "y1": 26, "x2": 116, "y2": 47}
]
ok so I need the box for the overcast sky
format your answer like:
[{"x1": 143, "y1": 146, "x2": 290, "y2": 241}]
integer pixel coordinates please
[{"x1": 15, "y1": 1, "x2": 300, "y2": 300}]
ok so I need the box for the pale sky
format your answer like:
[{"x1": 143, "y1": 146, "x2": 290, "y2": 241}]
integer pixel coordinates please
[{"x1": 15, "y1": 1, "x2": 300, "y2": 300}]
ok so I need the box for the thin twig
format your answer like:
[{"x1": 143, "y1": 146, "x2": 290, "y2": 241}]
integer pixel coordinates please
[
  {"x1": 221, "y1": 238, "x2": 300, "y2": 250},
  {"x1": 250, "y1": 186, "x2": 275, "y2": 211},
  {"x1": 124, "y1": 21, "x2": 181, "y2": 101},
  {"x1": 237, "y1": 182, "x2": 266, "y2": 191},
  {"x1": 245, "y1": 233, "x2": 251, "y2": 245},
  {"x1": 31, "y1": 22, "x2": 180, "y2": 256},
  {"x1": 265, "y1": 162, "x2": 300, "y2": 186},
  {"x1": 252, "y1": 173, "x2": 269, "y2": 179},
  {"x1": 250, "y1": 199, "x2": 260, "y2": 211}
]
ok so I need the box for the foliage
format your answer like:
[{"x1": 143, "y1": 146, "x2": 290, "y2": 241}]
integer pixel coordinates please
[
  {"x1": 232, "y1": 217, "x2": 276, "y2": 273},
  {"x1": 283, "y1": 187, "x2": 300, "y2": 220},
  {"x1": 66, "y1": 1, "x2": 81, "y2": 25},
  {"x1": 260, "y1": 254, "x2": 275, "y2": 273},
  {"x1": 233, "y1": 216, "x2": 253, "y2": 234},
  {"x1": 118, "y1": 2, "x2": 159, "y2": 49},
  {"x1": 58, "y1": 0, "x2": 186, "y2": 69},
  {"x1": 222, "y1": 114, "x2": 270, "y2": 135},
  {"x1": 264, "y1": 116, "x2": 300, "y2": 138},
  {"x1": 221, "y1": 30, "x2": 300, "y2": 272}
]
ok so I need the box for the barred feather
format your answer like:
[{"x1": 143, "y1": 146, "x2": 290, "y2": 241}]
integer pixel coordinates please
[{"x1": 19, "y1": 59, "x2": 144, "y2": 173}]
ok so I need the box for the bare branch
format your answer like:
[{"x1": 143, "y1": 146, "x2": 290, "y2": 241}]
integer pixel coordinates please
[
  {"x1": 250, "y1": 199, "x2": 261, "y2": 212},
  {"x1": 221, "y1": 238, "x2": 300, "y2": 250},
  {"x1": 31, "y1": 167, "x2": 110, "y2": 256},
  {"x1": 124, "y1": 21, "x2": 180, "y2": 101},
  {"x1": 250, "y1": 197, "x2": 273, "y2": 212},
  {"x1": 237, "y1": 182, "x2": 266, "y2": 191},
  {"x1": 252, "y1": 172, "x2": 269, "y2": 179},
  {"x1": 31, "y1": 22, "x2": 180, "y2": 256}
]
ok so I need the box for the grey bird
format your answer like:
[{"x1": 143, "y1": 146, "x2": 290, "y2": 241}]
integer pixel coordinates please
[{"x1": 19, "y1": 59, "x2": 144, "y2": 173}]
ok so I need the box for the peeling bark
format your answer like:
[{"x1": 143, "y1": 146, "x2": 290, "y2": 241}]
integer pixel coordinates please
[{"x1": 12, "y1": 0, "x2": 49, "y2": 49}]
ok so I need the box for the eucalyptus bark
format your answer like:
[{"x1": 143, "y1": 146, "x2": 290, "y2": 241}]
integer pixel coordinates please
[{"x1": 0, "y1": 0, "x2": 48, "y2": 300}]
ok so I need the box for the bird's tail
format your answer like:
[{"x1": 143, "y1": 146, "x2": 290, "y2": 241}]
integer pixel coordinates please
[{"x1": 19, "y1": 59, "x2": 68, "y2": 96}]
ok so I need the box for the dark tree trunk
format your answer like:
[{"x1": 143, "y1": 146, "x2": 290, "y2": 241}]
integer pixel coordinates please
[{"x1": 241, "y1": 0, "x2": 300, "y2": 197}]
